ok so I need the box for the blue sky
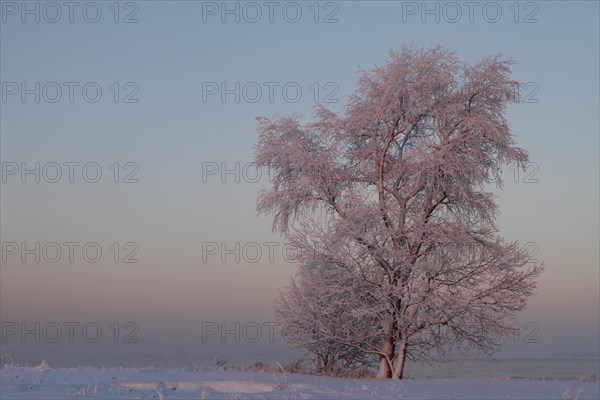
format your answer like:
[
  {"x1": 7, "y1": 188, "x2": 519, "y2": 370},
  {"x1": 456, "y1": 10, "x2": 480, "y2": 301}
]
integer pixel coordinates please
[{"x1": 1, "y1": 1, "x2": 598, "y2": 366}]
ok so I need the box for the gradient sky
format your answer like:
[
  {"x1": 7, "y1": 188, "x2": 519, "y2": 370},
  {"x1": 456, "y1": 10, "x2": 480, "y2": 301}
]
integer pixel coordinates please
[{"x1": 1, "y1": 0, "x2": 598, "y2": 366}]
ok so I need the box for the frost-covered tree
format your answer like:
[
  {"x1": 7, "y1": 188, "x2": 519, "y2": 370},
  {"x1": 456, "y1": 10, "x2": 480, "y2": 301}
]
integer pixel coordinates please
[
  {"x1": 256, "y1": 45, "x2": 543, "y2": 379},
  {"x1": 275, "y1": 261, "x2": 377, "y2": 374}
]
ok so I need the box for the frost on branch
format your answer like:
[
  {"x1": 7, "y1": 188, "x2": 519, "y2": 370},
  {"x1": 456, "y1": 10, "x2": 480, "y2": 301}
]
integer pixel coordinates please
[{"x1": 256, "y1": 45, "x2": 543, "y2": 379}]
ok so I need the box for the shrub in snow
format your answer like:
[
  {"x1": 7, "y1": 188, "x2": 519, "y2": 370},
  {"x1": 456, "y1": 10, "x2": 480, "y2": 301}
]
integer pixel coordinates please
[
  {"x1": 273, "y1": 362, "x2": 289, "y2": 391},
  {"x1": 579, "y1": 372, "x2": 597, "y2": 383},
  {"x1": 563, "y1": 388, "x2": 583, "y2": 400},
  {"x1": 247, "y1": 360, "x2": 269, "y2": 372},
  {"x1": 0, "y1": 347, "x2": 17, "y2": 367},
  {"x1": 213, "y1": 356, "x2": 230, "y2": 371}
]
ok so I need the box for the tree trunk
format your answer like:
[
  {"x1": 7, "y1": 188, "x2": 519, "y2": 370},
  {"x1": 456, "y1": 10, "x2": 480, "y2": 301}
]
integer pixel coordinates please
[
  {"x1": 376, "y1": 335, "x2": 395, "y2": 378},
  {"x1": 391, "y1": 337, "x2": 408, "y2": 379}
]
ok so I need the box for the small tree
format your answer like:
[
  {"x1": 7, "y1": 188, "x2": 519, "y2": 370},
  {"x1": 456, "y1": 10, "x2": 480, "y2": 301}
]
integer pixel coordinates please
[
  {"x1": 276, "y1": 261, "x2": 377, "y2": 374},
  {"x1": 257, "y1": 45, "x2": 543, "y2": 379}
]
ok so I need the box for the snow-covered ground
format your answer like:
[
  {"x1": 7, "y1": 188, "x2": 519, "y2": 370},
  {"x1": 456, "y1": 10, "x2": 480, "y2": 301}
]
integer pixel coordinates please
[{"x1": 1, "y1": 365, "x2": 598, "y2": 399}]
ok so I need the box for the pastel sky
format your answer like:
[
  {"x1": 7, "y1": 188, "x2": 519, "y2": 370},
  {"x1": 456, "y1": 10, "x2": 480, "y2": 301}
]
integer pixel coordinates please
[{"x1": 1, "y1": 1, "x2": 598, "y2": 366}]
